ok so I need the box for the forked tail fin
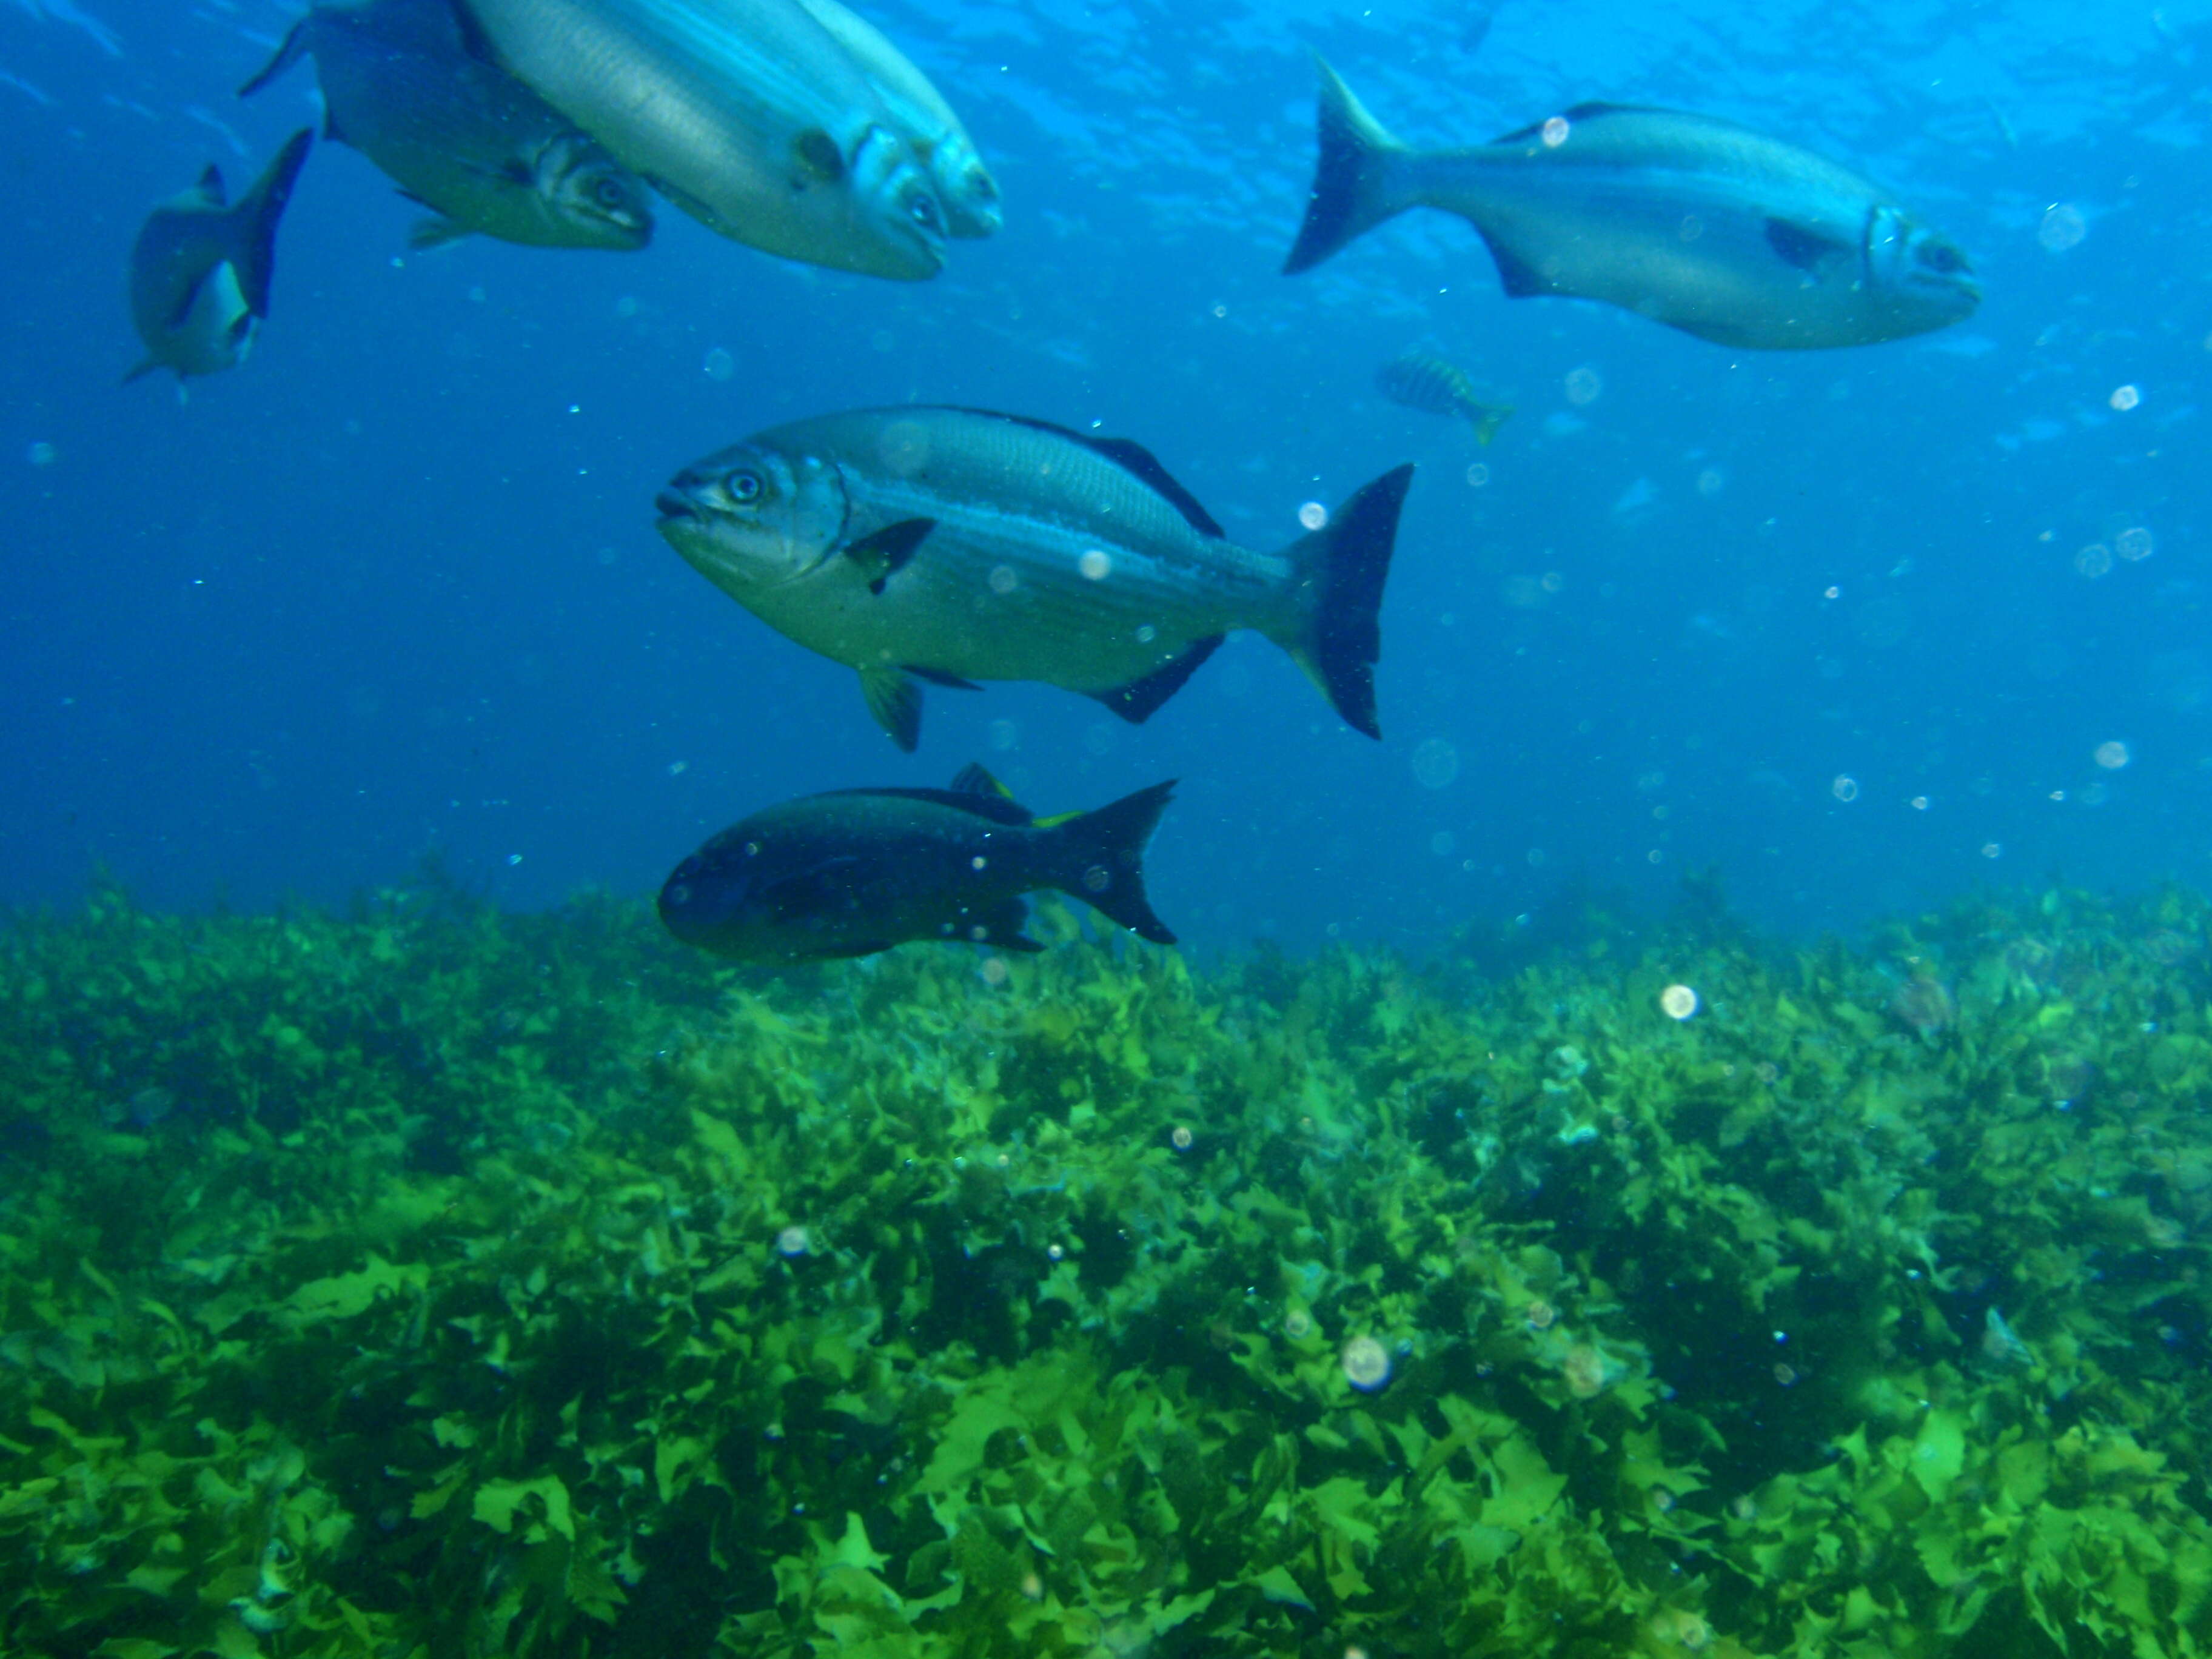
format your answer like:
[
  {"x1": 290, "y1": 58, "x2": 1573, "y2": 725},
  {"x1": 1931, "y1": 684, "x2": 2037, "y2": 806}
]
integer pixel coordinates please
[
  {"x1": 1282, "y1": 55, "x2": 1415, "y2": 275},
  {"x1": 227, "y1": 127, "x2": 313, "y2": 319},
  {"x1": 1275, "y1": 464, "x2": 1415, "y2": 739},
  {"x1": 1044, "y1": 780, "x2": 1178, "y2": 944}
]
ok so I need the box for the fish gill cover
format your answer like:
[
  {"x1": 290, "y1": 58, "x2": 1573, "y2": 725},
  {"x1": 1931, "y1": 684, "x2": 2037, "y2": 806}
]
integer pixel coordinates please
[{"x1": 6, "y1": 874, "x2": 2212, "y2": 1656}]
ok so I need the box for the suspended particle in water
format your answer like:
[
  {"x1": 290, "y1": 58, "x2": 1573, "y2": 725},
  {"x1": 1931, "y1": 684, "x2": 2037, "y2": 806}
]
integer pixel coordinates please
[
  {"x1": 1696, "y1": 468, "x2": 1724, "y2": 497},
  {"x1": 701, "y1": 346, "x2": 734, "y2": 381},
  {"x1": 2094, "y1": 740, "x2": 2130, "y2": 769},
  {"x1": 1298, "y1": 501, "x2": 1329, "y2": 531},
  {"x1": 2116, "y1": 526, "x2": 2154, "y2": 561},
  {"x1": 1524, "y1": 1299, "x2": 1557, "y2": 1330},
  {"x1": 2110, "y1": 384, "x2": 2141, "y2": 412},
  {"x1": 1170, "y1": 1124, "x2": 1193, "y2": 1150},
  {"x1": 1134, "y1": 623, "x2": 1156, "y2": 643},
  {"x1": 1541, "y1": 571, "x2": 1565, "y2": 594},
  {"x1": 1410, "y1": 738, "x2": 1461, "y2": 789},
  {"x1": 1047, "y1": 1243, "x2": 1064, "y2": 1261},
  {"x1": 1078, "y1": 549, "x2": 1112, "y2": 581},
  {"x1": 1283, "y1": 1309, "x2": 1313, "y2": 1339},
  {"x1": 979, "y1": 956, "x2": 1010, "y2": 987},
  {"x1": 1660, "y1": 984, "x2": 1699, "y2": 1021},
  {"x1": 1466, "y1": 461, "x2": 1490, "y2": 488},
  {"x1": 1541, "y1": 115, "x2": 1570, "y2": 147},
  {"x1": 1341, "y1": 1335, "x2": 1392, "y2": 1391},
  {"x1": 2037, "y1": 203, "x2": 2087, "y2": 252},
  {"x1": 1981, "y1": 842, "x2": 2003, "y2": 859},
  {"x1": 2074, "y1": 543, "x2": 2112, "y2": 578},
  {"x1": 1831, "y1": 775, "x2": 1860, "y2": 803},
  {"x1": 1564, "y1": 365, "x2": 1603, "y2": 406},
  {"x1": 1823, "y1": 585, "x2": 1842, "y2": 601},
  {"x1": 1911, "y1": 796, "x2": 1931, "y2": 811},
  {"x1": 776, "y1": 1225, "x2": 811, "y2": 1258},
  {"x1": 988, "y1": 718, "x2": 1019, "y2": 751},
  {"x1": 1429, "y1": 830, "x2": 1456, "y2": 857},
  {"x1": 26, "y1": 440, "x2": 56, "y2": 468}
]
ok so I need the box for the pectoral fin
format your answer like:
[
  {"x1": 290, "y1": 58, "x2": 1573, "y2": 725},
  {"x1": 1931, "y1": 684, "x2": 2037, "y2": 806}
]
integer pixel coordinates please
[
  {"x1": 1766, "y1": 217, "x2": 1850, "y2": 272},
  {"x1": 845, "y1": 518, "x2": 936, "y2": 594},
  {"x1": 795, "y1": 127, "x2": 846, "y2": 184},
  {"x1": 859, "y1": 665, "x2": 923, "y2": 752}
]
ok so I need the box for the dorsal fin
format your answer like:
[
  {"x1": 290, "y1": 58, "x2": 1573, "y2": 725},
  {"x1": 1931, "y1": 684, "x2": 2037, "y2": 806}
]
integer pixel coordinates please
[
  {"x1": 949, "y1": 762, "x2": 1010, "y2": 798},
  {"x1": 935, "y1": 407, "x2": 1226, "y2": 540}
]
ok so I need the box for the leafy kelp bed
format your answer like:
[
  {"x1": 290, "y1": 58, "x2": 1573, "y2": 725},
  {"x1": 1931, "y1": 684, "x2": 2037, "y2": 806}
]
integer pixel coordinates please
[{"x1": 5, "y1": 876, "x2": 2212, "y2": 1659}]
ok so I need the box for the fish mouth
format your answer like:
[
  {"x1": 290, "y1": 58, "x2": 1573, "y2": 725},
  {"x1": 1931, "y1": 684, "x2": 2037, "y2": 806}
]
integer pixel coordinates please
[{"x1": 655, "y1": 489, "x2": 702, "y2": 523}]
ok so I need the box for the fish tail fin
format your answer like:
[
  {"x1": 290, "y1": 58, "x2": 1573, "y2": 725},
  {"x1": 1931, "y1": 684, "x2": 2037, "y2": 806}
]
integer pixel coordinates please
[
  {"x1": 236, "y1": 16, "x2": 309, "y2": 99},
  {"x1": 1272, "y1": 464, "x2": 1415, "y2": 739},
  {"x1": 1044, "y1": 780, "x2": 1178, "y2": 945},
  {"x1": 1283, "y1": 55, "x2": 1414, "y2": 275},
  {"x1": 227, "y1": 127, "x2": 313, "y2": 318},
  {"x1": 1463, "y1": 401, "x2": 1513, "y2": 445}
]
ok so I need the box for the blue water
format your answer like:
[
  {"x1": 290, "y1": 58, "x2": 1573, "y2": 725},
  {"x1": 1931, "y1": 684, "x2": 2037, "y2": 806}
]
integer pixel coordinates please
[{"x1": 2, "y1": 0, "x2": 2207, "y2": 953}]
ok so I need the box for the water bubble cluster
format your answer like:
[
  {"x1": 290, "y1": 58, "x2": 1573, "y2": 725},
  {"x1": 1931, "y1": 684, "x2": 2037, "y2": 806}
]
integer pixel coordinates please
[
  {"x1": 1660, "y1": 984, "x2": 1700, "y2": 1021},
  {"x1": 1831, "y1": 775, "x2": 1860, "y2": 803},
  {"x1": 776, "y1": 1225, "x2": 811, "y2": 1258},
  {"x1": 1298, "y1": 501, "x2": 1329, "y2": 531},
  {"x1": 2110, "y1": 384, "x2": 2141, "y2": 412},
  {"x1": 1078, "y1": 549, "x2": 1112, "y2": 581},
  {"x1": 1541, "y1": 116, "x2": 1570, "y2": 148},
  {"x1": 1410, "y1": 738, "x2": 1461, "y2": 789}
]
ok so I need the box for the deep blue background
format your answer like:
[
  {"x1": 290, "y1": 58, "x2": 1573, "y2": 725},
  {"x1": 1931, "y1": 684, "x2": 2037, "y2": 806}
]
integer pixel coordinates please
[{"x1": 2, "y1": 0, "x2": 2208, "y2": 952}]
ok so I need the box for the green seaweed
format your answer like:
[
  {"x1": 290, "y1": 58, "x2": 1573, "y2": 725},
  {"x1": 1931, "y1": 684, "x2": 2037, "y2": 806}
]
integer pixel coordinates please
[{"x1": 4, "y1": 875, "x2": 2212, "y2": 1656}]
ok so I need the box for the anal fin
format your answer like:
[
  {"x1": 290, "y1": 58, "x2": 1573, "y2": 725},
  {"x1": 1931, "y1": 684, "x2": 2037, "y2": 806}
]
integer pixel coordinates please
[{"x1": 1089, "y1": 634, "x2": 1224, "y2": 724}]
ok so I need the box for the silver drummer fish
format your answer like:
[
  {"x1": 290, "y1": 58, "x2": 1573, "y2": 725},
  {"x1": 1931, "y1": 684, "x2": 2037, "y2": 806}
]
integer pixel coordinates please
[
  {"x1": 455, "y1": 0, "x2": 948, "y2": 278},
  {"x1": 241, "y1": 0, "x2": 651, "y2": 252},
  {"x1": 126, "y1": 128, "x2": 313, "y2": 383},
  {"x1": 794, "y1": 0, "x2": 999, "y2": 238},
  {"x1": 659, "y1": 763, "x2": 1176, "y2": 961},
  {"x1": 656, "y1": 406, "x2": 1414, "y2": 750},
  {"x1": 1284, "y1": 57, "x2": 1979, "y2": 349}
]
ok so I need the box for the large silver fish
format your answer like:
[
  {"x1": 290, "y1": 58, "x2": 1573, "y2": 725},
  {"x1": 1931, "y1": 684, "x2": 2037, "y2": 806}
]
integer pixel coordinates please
[
  {"x1": 659, "y1": 763, "x2": 1176, "y2": 961},
  {"x1": 656, "y1": 406, "x2": 1414, "y2": 750},
  {"x1": 126, "y1": 129, "x2": 313, "y2": 383},
  {"x1": 454, "y1": 0, "x2": 948, "y2": 278},
  {"x1": 794, "y1": 0, "x2": 999, "y2": 238},
  {"x1": 1285, "y1": 57, "x2": 1979, "y2": 350},
  {"x1": 240, "y1": 0, "x2": 652, "y2": 252}
]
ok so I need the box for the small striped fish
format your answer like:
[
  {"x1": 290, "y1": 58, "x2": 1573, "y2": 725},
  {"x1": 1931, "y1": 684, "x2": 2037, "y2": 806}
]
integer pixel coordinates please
[{"x1": 1375, "y1": 350, "x2": 1513, "y2": 444}]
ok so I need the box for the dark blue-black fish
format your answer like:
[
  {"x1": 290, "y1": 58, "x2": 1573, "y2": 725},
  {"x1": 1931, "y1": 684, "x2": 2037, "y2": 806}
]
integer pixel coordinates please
[{"x1": 659, "y1": 765, "x2": 1177, "y2": 962}]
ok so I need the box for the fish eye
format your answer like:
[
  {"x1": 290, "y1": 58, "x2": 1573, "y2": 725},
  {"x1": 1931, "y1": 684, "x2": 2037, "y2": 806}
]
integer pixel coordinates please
[
  {"x1": 592, "y1": 176, "x2": 628, "y2": 210},
  {"x1": 1921, "y1": 242, "x2": 1965, "y2": 275},
  {"x1": 908, "y1": 191, "x2": 943, "y2": 230},
  {"x1": 725, "y1": 470, "x2": 763, "y2": 504}
]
